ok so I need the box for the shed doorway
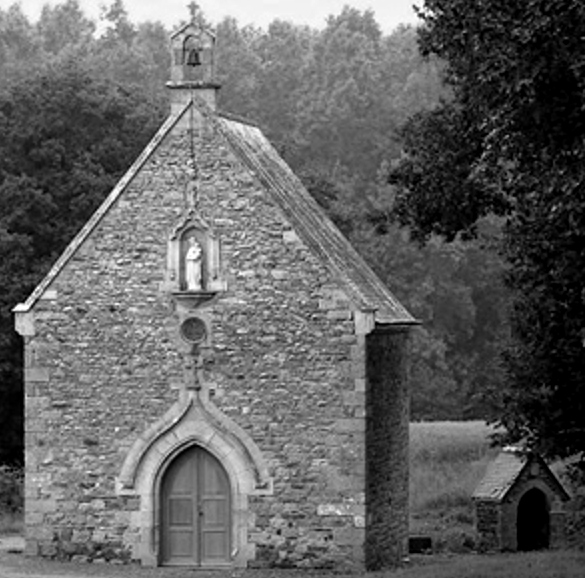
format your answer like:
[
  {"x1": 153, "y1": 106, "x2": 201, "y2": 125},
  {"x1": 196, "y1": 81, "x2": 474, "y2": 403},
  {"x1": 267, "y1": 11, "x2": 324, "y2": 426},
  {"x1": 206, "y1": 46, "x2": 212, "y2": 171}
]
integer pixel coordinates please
[
  {"x1": 517, "y1": 488, "x2": 550, "y2": 551},
  {"x1": 160, "y1": 446, "x2": 231, "y2": 566}
]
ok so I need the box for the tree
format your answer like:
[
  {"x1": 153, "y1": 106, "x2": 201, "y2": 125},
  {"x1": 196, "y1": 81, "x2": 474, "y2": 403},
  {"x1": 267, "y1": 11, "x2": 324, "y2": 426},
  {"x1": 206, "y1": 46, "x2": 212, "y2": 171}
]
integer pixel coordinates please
[
  {"x1": 346, "y1": 174, "x2": 508, "y2": 420},
  {"x1": 0, "y1": 4, "x2": 40, "y2": 87},
  {"x1": 391, "y1": 0, "x2": 585, "y2": 469},
  {"x1": 37, "y1": 0, "x2": 95, "y2": 55},
  {"x1": 295, "y1": 7, "x2": 390, "y2": 179},
  {"x1": 100, "y1": 0, "x2": 136, "y2": 47},
  {"x1": 390, "y1": 103, "x2": 508, "y2": 242},
  {"x1": 253, "y1": 19, "x2": 316, "y2": 163},
  {"x1": 216, "y1": 17, "x2": 264, "y2": 120},
  {"x1": 0, "y1": 59, "x2": 164, "y2": 464}
]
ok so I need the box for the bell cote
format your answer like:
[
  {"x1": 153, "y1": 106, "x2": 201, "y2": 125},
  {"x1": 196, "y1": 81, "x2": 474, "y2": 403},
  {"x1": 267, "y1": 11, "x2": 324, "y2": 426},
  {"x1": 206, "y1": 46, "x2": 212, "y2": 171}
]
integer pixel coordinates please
[{"x1": 167, "y1": 20, "x2": 220, "y2": 112}]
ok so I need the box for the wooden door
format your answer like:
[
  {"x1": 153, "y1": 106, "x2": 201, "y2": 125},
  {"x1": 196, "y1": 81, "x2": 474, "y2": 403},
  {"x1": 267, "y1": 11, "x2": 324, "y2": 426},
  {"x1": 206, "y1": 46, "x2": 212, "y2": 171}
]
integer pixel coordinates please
[{"x1": 161, "y1": 446, "x2": 231, "y2": 566}]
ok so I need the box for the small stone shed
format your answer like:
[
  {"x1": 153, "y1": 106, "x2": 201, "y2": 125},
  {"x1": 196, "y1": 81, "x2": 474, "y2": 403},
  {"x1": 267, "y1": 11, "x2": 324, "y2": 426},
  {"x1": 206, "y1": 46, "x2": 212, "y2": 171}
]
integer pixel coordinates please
[
  {"x1": 473, "y1": 448, "x2": 570, "y2": 552},
  {"x1": 13, "y1": 20, "x2": 417, "y2": 571}
]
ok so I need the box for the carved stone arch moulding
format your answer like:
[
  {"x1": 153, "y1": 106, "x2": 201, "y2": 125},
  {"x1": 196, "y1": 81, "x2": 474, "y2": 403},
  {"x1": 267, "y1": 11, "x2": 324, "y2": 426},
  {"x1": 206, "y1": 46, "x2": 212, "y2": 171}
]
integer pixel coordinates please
[
  {"x1": 116, "y1": 391, "x2": 272, "y2": 567},
  {"x1": 165, "y1": 212, "x2": 226, "y2": 296}
]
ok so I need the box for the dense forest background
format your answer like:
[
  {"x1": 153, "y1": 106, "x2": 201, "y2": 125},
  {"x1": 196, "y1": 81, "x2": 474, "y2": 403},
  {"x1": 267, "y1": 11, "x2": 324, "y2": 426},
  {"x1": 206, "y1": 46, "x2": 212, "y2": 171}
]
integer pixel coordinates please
[{"x1": 0, "y1": 0, "x2": 509, "y2": 465}]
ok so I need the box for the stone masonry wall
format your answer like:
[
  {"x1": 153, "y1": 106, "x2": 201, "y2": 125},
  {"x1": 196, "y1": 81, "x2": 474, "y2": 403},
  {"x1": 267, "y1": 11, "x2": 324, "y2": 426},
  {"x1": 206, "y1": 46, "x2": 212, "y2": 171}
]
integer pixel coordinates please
[
  {"x1": 364, "y1": 328, "x2": 410, "y2": 570},
  {"x1": 474, "y1": 501, "x2": 501, "y2": 551},
  {"x1": 22, "y1": 112, "x2": 368, "y2": 568}
]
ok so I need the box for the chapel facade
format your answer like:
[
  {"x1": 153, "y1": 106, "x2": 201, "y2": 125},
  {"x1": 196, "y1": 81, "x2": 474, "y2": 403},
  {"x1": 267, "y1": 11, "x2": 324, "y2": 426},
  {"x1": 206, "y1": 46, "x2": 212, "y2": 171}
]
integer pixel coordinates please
[{"x1": 14, "y1": 20, "x2": 417, "y2": 571}]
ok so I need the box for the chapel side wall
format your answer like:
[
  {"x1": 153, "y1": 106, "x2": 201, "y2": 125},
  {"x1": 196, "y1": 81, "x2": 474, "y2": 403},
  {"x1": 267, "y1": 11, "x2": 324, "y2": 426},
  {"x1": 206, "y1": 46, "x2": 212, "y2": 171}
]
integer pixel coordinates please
[
  {"x1": 364, "y1": 327, "x2": 410, "y2": 570},
  {"x1": 474, "y1": 500, "x2": 502, "y2": 551},
  {"x1": 22, "y1": 122, "x2": 367, "y2": 569}
]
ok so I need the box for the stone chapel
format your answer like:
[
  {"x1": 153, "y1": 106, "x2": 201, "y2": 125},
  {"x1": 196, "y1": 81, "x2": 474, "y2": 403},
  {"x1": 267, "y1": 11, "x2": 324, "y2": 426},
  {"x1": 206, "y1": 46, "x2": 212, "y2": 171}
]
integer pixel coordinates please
[{"x1": 14, "y1": 20, "x2": 417, "y2": 570}]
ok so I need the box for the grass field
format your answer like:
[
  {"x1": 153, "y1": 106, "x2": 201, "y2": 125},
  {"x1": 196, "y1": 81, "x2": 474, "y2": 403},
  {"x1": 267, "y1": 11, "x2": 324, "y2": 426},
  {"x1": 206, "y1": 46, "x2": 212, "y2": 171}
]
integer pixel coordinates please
[
  {"x1": 409, "y1": 420, "x2": 500, "y2": 551},
  {"x1": 394, "y1": 550, "x2": 585, "y2": 578},
  {"x1": 410, "y1": 420, "x2": 499, "y2": 510}
]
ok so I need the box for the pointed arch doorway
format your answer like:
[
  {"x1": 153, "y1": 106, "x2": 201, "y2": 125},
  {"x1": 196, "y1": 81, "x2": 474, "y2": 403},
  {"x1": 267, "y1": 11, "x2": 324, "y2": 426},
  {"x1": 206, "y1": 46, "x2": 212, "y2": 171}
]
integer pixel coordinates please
[
  {"x1": 160, "y1": 446, "x2": 231, "y2": 566},
  {"x1": 517, "y1": 487, "x2": 550, "y2": 551}
]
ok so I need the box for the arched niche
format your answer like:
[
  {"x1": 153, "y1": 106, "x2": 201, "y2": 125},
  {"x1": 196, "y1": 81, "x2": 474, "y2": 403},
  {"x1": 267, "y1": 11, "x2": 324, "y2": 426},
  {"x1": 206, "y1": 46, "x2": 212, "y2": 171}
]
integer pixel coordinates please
[{"x1": 166, "y1": 215, "x2": 226, "y2": 296}]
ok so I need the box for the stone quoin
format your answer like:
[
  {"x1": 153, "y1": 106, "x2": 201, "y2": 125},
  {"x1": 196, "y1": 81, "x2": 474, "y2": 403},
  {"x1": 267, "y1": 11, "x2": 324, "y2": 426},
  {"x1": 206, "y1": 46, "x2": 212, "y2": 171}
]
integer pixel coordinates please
[{"x1": 14, "y1": 18, "x2": 417, "y2": 571}]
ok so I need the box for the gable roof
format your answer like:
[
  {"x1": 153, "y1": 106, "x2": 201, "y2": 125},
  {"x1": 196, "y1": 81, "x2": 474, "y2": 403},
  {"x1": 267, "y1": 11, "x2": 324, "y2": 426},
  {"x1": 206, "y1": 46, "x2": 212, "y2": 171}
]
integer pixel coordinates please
[
  {"x1": 15, "y1": 97, "x2": 417, "y2": 326},
  {"x1": 472, "y1": 449, "x2": 570, "y2": 502}
]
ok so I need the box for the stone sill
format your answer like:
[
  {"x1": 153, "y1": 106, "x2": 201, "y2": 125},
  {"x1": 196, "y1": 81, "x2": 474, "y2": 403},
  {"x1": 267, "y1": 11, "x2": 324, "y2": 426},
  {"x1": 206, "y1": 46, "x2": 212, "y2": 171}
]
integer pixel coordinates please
[{"x1": 172, "y1": 290, "x2": 219, "y2": 308}]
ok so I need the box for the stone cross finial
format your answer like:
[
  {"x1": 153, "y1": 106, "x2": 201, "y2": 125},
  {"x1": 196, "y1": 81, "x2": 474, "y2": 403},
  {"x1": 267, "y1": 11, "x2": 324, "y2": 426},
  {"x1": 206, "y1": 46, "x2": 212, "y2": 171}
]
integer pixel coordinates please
[{"x1": 188, "y1": 1, "x2": 201, "y2": 23}]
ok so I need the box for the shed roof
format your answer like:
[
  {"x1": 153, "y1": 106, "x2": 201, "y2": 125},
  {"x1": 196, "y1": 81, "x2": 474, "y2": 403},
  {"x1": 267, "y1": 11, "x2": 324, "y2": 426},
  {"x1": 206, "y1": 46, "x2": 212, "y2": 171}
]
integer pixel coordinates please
[
  {"x1": 472, "y1": 449, "x2": 570, "y2": 502},
  {"x1": 15, "y1": 97, "x2": 417, "y2": 326}
]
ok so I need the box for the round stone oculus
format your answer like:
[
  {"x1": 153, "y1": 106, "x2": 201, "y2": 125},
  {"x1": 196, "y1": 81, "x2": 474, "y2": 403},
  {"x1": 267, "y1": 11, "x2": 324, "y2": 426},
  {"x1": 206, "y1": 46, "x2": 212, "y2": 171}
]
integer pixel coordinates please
[{"x1": 180, "y1": 317, "x2": 207, "y2": 344}]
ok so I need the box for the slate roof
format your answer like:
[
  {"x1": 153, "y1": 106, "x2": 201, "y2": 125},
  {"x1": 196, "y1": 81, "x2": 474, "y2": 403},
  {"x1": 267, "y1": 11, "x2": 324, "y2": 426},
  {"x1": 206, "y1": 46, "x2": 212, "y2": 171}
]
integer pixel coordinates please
[
  {"x1": 15, "y1": 97, "x2": 417, "y2": 326},
  {"x1": 472, "y1": 448, "x2": 571, "y2": 502},
  {"x1": 214, "y1": 115, "x2": 416, "y2": 325},
  {"x1": 472, "y1": 450, "x2": 529, "y2": 501}
]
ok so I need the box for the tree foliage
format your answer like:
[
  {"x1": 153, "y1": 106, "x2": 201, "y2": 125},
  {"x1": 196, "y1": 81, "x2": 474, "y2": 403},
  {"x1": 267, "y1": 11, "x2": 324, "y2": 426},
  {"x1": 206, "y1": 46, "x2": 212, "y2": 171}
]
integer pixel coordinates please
[{"x1": 391, "y1": 0, "x2": 585, "y2": 467}]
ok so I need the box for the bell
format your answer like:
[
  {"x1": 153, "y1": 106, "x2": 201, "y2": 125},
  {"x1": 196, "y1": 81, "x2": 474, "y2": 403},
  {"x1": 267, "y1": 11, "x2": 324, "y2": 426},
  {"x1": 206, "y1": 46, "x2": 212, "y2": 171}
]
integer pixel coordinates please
[{"x1": 186, "y1": 48, "x2": 202, "y2": 67}]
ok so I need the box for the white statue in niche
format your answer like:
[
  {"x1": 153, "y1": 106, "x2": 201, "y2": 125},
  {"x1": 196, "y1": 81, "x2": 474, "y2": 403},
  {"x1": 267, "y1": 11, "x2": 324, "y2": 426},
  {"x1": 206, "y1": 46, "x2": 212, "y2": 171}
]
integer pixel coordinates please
[{"x1": 185, "y1": 236, "x2": 203, "y2": 291}]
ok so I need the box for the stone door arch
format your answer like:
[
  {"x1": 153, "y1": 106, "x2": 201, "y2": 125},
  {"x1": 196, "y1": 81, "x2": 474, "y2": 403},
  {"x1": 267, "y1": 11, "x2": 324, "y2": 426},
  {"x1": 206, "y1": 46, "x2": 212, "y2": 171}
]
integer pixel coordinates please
[
  {"x1": 517, "y1": 487, "x2": 550, "y2": 551},
  {"x1": 160, "y1": 445, "x2": 231, "y2": 566},
  {"x1": 117, "y1": 393, "x2": 272, "y2": 567}
]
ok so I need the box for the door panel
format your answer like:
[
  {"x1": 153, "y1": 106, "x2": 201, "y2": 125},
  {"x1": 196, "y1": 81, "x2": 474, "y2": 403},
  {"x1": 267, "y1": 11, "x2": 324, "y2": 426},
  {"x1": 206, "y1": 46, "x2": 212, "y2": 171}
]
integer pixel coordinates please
[
  {"x1": 161, "y1": 447, "x2": 230, "y2": 566},
  {"x1": 202, "y1": 531, "x2": 229, "y2": 560},
  {"x1": 168, "y1": 530, "x2": 194, "y2": 557},
  {"x1": 202, "y1": 498, "x2": 227, "y2": 525},
  {"x1": 169, "y1": 498, "x2": 194, "y2": 525},
  {"x1": 199, "y1": 450, "x2": 230, "y2": 563}
]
